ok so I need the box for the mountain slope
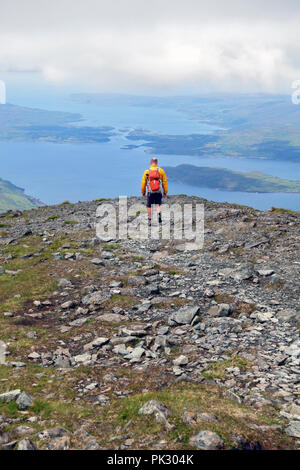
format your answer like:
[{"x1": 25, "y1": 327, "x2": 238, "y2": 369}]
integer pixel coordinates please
[
  {"x1": 0, "y1": 196, "x2": 299, "y2": 450},
  {"x1": 0, "y1": 177, "x2": 42, "y2": 213}
]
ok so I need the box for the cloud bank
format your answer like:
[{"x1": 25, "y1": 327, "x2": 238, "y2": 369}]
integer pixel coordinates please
[{"x1": 1, "y1": 0, "x2": 300, "y2": 93}]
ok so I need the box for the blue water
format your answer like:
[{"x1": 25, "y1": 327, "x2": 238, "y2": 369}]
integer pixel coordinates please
[
  {"x1": 0, "y1": 73, "x2": 300, "y2": 211},
  {"x1": 1, "y1": 138, "x2": 299, "y2": 211}
]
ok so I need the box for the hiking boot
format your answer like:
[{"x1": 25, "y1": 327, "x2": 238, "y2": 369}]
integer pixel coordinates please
[{"x1": 148, "y1": 218, "x2": 152, "y2": 227}]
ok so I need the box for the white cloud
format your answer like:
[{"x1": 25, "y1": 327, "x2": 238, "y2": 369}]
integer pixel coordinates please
[{"x1": 1, "y1": 0, "x2": 300, "y2": 93}]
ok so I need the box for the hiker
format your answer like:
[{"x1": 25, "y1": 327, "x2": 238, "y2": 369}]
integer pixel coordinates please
[{"x1": 141, "y1": 158, "x2": 168, "y2": 225}]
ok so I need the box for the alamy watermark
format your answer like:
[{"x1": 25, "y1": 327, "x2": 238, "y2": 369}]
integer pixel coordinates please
[
  {"x1": 95, "y1": 196, "x2": 204, "y2": 251},
  {"x1": 291, "y1": 80, "x2": 300, "y2": 104},
  {"x1": 0, "y1": 341, "x2": 7, "y2": 364},
  {"x1": 0, "y1": 80, "x2": 6, "y2": 104}
]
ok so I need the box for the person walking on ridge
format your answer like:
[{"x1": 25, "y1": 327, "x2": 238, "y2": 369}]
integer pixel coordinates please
[{"x1": 141, "y1": 158, "x2": 168, "y2": 226}]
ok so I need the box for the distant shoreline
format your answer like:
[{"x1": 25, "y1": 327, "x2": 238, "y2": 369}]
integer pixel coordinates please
[{"x1": 164, "y1": 164, "x2": 300, "y2": 194}]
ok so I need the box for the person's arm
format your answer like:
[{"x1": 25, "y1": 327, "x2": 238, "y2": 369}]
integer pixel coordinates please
[
  {"x1": 160, "y1": 168, "x2": 168, "y2": 195},
  {"x1": 141, "y1": 170, "x2": 148, "y2": 196}
]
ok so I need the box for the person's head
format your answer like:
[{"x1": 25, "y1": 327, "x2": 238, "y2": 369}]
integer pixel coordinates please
[{"x1": 150, "y1": 158, "x2": 158, "y2": 166}]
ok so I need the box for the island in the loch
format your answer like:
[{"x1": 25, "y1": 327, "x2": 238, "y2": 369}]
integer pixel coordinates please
[
  {"x1": 0, "y1": 104, "x2": 115, "y2": 143},
  {"x1": 125, "y1": 128, "x2": 300, "y2": 163},
  {"x1": 72, "y1": 92, "x2": 300, "y2": 162},
  {"x1": 164, "y1": 164, "x2": 300, "y2": 193},
  {"x1": 0, "y1": 177, "x2": 43, "y2": 213}
]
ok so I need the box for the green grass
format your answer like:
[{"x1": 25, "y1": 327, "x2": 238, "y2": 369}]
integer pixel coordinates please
[
  {"x1": 0, "y1": 177, "x2": 39, "y2": 213},
  {"x1": 102, "y1": 244, "x2": 121, "y2": 251},
  {"x1": 45, "y1": 215, "x2": 61, "y2": 221},
  {"x1": 103, "y1": 294, "x2": 139, "y2": 310},
  {"x1": 202, "y1": 355, "x2": 252, "y2": 380},
  {"x1": 0, "y1": 231, "x2": 99, "y2": 314},
  {"x1": 64, "y1": 220, "x2": 79, "y2": 225},
  {"x1": 167, "y1": 270, "x2": 184, "y2": 276},
  {"x1": 0, "y1": 363, "x2": 295, "y2": 450},
  {"x1": 270, "y1": 207, "x2": 300, "y2": 215}
]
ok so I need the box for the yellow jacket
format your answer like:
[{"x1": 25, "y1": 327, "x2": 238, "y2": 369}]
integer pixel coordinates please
[{"x1": 141, "y1": 165, "x2": 168, "y2": 196}]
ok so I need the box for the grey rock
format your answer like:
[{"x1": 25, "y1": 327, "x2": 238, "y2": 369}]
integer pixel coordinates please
[
  {"x1": 97, "y1": 313, "x2": 125, "y2": 322},
  {"x1": 109, "y1": 281, "x2": 123, "y2": 288},
  {"x1": 48, "y1": 436, "x2": 70, "y2": 450},
  {"x1": 11, "y1": 362, "x2": 27, "y2": 368},
  {"x1": 113, "y1": 344, "x2": 128, "y2": 355},
  {"x1": 0, "y1": 389, "x2": 21, "y2": 403},
  {"x1": 68, "y1": 318, "x2": 89, "y2": 327},
  {"x1": 28, "y1": 352, "x2": 41, "y2": 360},
  {"x1": 38, "y1": 427, "x2": 71, "y2": 441},
  {"x1": 17, "y1": 438, "x2": 37, "y2": 450},
  {"x1": 82, "y1": 290, "x2": 111, "y2": 306},
  {"x1": 61, "y1": 300, "x2": 76, "y2": 309},
  {"x1": 90, "y1": 258, "x2": 105, "y2": 266},
  {"x1": 285, "y1": 421, "x2": 300, "y2": 438},
  {"x1": 3, "y1": 312, "x2": 13, "y2": 317},
  {"x1": 0, "y1": 432, "x2": 11, "y2": 447},
  {"x1": 257, "y1": 269, "x2": 275, "y2": 277},
  {"x1": 285, "y1": 340, "x2": 300, "y2": 357},
  {"x1": 277, "y1": 309, "x2": 299, "y2": 326},
  {"x1": 182, "y1": 412, "x2": 218, "y2": 426},
  {"x1": 89, "y1": 238, "x2": 100, "y2": 247},
  {"x1": 125, "y1": 346, "x2": 145, "y2": 360},
  {"x1": 83, "y1": 337, "x2": 109, "y2": 351},
  {"x1": 173, "y1": 355, "x2": 189, "y2": 366},
  {"x1": 127, "y1": 276, "x2": 146, "y2": 286},
  {"x1": 189, "y1": 430, "x2": 224, "y2": 450},
  {"x1": 139, "y1": 400, "x2": 170, "y2": 417},
  {"x1": 2, "y1": 440, "x2": 18, "y2": 450},
  {"x1": 54, "y1": 356, "x2": 71, "y2": 368},
  {"x1": 52, "y1": 252, "x2": 63, "y2": 260},
  {"x1": 250, "y1": 311, "x2": 274, "y2": 322},
  {"x1": 58, "y1": 278, "x2": 73, "y2": 287},
  {"x1": 209, "y1": 303, "x2": 231, "y2": 317},
  {"x1": 15, "y1": 425, "x2": 34, "y2": 436},
  {"x1": 74, "y1": 353, "x2": 92, "y2": 364},
  {"x1": 16, "y1": 392, "x2": 33, "y2": 410},
  {"x1": 138, "y1": 400, "x2": 174, "y2": 431},
  {"x1": 168, "y1": 306, "x2": 201, "y2": 326},
  {"x1": 84, "y1": 439, "x2": 102, "y2": 450}
]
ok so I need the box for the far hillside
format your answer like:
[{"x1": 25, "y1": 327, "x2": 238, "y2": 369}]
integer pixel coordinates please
[{"x1": 0, "y1": 178, "x2": 42, "y2": 213}]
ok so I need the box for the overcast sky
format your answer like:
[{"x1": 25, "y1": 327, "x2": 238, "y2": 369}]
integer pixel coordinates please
[{"x1": 1, "y1": 0, "x2": 300, "y2": 93}]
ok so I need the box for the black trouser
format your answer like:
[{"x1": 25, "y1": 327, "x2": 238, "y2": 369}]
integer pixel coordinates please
[{"x1": 146, "y1": 192, "x2": 162, "y2": 208}]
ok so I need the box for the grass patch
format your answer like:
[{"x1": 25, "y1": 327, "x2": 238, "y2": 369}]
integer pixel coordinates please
[
  {"x1": 64, "y1": 220, "x2": 79, "y2": 225},
  {"x1": 103, "y1": 295, "x2": 139, "y2": 310},
  {"x1": 0, "y1": 364, "x2": 295, "y2": 450},
  {"x1": 132, "y1": 256, "x2": 145, "y2": 262},
  {"x1": 270, "y1": 207, "x2": 300, "y2": 216},
  {"x1": 45, "y1": 215, "x2": 61, "y2": 221},
  {"x1": 98, "y1": 381, "x2": 293, "y2": 450},
  {"x1": 31, "y1": 399, "x2": 52, "y2": 419},
  {"x1": 102, "y1": 244, "x2": 121, "y2": 251},
  {"x1": 202, "y1": 355, "x2": 252, "y2": 380}
]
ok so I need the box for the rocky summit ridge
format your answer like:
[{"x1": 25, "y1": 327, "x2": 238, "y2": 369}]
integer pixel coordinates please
[{"x1": 0, "y1": 195, "x2": 299, "y2": 450}]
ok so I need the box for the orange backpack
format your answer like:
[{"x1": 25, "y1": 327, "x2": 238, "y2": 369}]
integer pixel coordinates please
[{"x1": 147, "y1": 168, "x2": 161, "y2": 193}]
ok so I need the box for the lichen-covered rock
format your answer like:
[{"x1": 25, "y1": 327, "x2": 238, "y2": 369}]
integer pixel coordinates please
[
  {"x1": 168, "y1": 306, "x2": 200, "y2": 326},
  {"x1": 189, "y1": 430, "x2": 224, "y2": 450}
]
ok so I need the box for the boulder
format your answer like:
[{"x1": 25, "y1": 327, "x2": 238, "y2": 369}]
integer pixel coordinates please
[
  {"x1": 168, "y1": 306, "x2": 200, "y2": 326},
  {"x1": 189, "y1": 430, "x2": 224, "y2": 450}
]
